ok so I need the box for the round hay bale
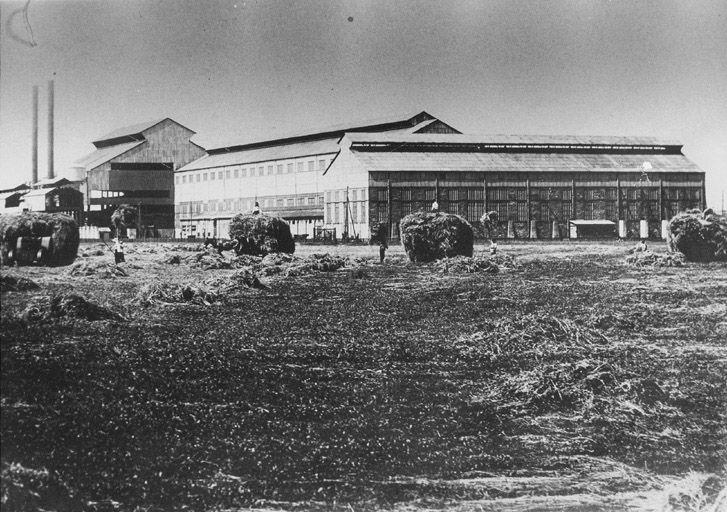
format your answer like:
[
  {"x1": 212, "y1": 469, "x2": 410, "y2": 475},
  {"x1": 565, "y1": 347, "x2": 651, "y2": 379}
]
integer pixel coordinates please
[
  {"x1": 0, "y1": 212, "x2": 79, "y2": 266},
  {"x1": 667, "y1": 210, "x2": 727, "y2": 262},
  {"x1": 229, "y1": 213, "x2": 295, "y2": 256},
  {"x1": 399, "y1": 211, "x2": 474, "y2": 262}
]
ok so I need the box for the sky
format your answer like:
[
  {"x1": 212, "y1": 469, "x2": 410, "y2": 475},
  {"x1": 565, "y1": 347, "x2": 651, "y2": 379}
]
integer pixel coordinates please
[{"x1": 1, "y1": 0, "x2": 725, "y2": 207}]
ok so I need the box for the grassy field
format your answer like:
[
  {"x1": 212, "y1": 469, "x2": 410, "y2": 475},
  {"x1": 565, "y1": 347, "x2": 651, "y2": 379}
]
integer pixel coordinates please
[{"x1": 1, "y1": 241, "x2": 726, "y2": 511}]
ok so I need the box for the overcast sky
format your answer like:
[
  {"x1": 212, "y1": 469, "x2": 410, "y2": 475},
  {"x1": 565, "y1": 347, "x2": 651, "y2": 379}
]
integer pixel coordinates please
[{"x1": 1, "y1": 0, "x2": 725, "y2": 207}]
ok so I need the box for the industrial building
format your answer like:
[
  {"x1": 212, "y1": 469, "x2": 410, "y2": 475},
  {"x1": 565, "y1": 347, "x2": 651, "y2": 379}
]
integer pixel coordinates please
[
  {"x1": 174, "y1": 111, "x2": 459, "y2": 238},
  {"x1": 74, "y1": 118, "x2": 205, "y2": 237},
  {"x1": 323, "y1": 133, "x2": 705, "y2": 240}
]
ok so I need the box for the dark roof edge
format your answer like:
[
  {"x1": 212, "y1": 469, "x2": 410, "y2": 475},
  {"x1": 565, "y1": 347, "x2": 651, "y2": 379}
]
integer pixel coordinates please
[
  {"x1": 92, "y1": 118, "x2": 197, "y2": 147},
  {"x1": 206, "y1": 111, "x2": 435, "y2": 155}
]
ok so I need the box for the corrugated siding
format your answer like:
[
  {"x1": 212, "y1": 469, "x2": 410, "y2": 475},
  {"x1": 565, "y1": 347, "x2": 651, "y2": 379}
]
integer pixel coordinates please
[
  {"x1": 76, "y1": 141, "x2": 146, "y2": 170},
  {"x1": 114, "y1": 119, "x2": 205, "y2": 168}
]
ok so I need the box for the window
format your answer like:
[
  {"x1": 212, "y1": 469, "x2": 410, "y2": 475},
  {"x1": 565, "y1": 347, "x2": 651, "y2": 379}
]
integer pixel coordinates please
[
  {"x1": 258, "y1": 166, "x2": 264, "y2": 176},
  {"x1": 297, "y1": 162, "x2": 304, "y2": 173},
  {"x1": 277, "y1": 198, "x2": 284, "y2": 207},
  {"x1": 196, "y1": 174, "x2": 201, "y2": 182},
  {"x1": 351, "y1": 203, "x2": 358, "y2": 223},
  {"x1": 225, "y1": 170, "x2": 231, "y2": 179},
  {"x1": 241, "y1": 168, "x2": 247, "y2": 177},
  {"x1": 308, "y1": 160, "x2": 315, "y2": 172},
  {"x1": 287, "y1": 198, "x2": 294, "y2": 206},
  {"x1": 277, "y1": 164, "x2": 283, "y2": 174},
  {"x1": 268, "y1": 165, "x2": 273, "y2": 175},
  {"x1": 298, "y1": 197, "x2": 305, "y2": 205},
  {"x1": 203, "y1": 173, "x2": 208, "y2": 181},
  {"x1": 287, "y1": 163, "x2": 294, "y2": 173},
  {"x1": 175, "y1": 176, "x2": 180, "y2": 185},
  {"x1": 182, "y1": 175, "x2": 187, "y2": 184},
  {"x1": 334, "y1": 190, "x2": 340, "y2": 201},
  {"x1": 318, "y1": 196, "x2": 324, "y2": 205},
  {"x1": 319, "y1": 159, "x2": 326, "y2": 171},
  {"x1": 234, "y1": 169, "x2": 239, "y2": 178},
  {"x1": 351, "y1": 189, "x2": 357, "y2": 201},
  {"x1": 211, "y1": 172, "x2": 215, "y2": 181},
  {"x1": 218, "y1": 171, "x2": 223, "y2": 180},
  {"x1": 334, "y1": 204, "x2": 340, "y2": 223},
  {"x1": 308, "y1": 196, "x2": 316, "y2": 205}
]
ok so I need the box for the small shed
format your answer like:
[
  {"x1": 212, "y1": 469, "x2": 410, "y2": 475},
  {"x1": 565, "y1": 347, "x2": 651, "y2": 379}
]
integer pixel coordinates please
[{"x1": 569, "y1": 219, "x2": 616, "y2": 239}]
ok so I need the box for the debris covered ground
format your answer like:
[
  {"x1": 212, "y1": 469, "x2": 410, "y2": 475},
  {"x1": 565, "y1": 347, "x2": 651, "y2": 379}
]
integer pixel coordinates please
[{"x1": 1, "y1": 241, "x2": 725, "y2": 511}]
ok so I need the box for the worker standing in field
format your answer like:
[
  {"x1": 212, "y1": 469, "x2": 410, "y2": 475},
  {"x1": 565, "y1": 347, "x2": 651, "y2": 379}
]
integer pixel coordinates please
[
  {"x1": 253, "y1": 201, "x2": 261, "y2": 215},
  {"x1": 431, "y1": 199, "x2": 439, "y2": 212},
  {"x1": 113, "y1": 237, "x2": 125, "y2": 264},
  {"x1": 375, "y1": 222, "x2": 388, "y2": 264},
  {"x1": 490, "y1": 239, "x2": 498, "y2": 255}
]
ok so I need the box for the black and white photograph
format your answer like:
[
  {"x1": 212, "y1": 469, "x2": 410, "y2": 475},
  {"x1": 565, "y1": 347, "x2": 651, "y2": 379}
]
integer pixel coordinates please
[{"x1": 1, "y1": 1, "x2": 725, "y2": 510}]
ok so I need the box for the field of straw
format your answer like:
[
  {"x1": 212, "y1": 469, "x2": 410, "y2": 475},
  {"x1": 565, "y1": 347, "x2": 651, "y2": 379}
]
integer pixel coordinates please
[{"x1": 1, "y1": 240, "x2": 725, "y2": 511}]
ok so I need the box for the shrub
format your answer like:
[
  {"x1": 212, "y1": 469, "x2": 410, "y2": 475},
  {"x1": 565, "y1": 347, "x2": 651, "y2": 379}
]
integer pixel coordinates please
[{"x1": 0, "y1": 212, "x2": 79, "y2": 266}]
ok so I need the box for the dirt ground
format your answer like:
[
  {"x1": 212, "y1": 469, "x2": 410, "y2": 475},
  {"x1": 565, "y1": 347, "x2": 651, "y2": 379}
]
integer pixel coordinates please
[{"x1": 1, "y1": 240, "x2": 725, "y2": 511}]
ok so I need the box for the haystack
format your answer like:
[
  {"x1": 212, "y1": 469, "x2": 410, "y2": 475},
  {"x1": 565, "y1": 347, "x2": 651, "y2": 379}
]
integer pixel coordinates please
[
  {"x1": 0, "y1": 212, "x2": 79, "y2": 266},
  {"x1": 229, "y1": 213, "x2": 295, "y2": 256},
  {"x1": 667, "y1": 209, "x2": 727, "y2": 262},
  {"x1": 399, "y1": 211, "x2": 474, "y2": 262}
]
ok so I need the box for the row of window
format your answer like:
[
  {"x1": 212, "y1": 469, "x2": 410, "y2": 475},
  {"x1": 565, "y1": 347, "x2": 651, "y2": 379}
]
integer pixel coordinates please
[
  {"x1": 326, "y1": 202, "x2": 368, "y2": 224},
  {"x1": 175, "y1": 158, "x2": 330, "y2": 185},
  {"x1": 177, "y1": 195, "x2": 324, "y2": 215},
  {"x1": 324, "y1": 188, "x2": 368, "y2": 203}
]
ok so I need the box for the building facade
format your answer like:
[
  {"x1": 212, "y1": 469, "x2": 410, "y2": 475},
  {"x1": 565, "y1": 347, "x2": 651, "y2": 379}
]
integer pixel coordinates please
[
  {"x1": 322, "y1": 133, "x2": 706, "y2": 240},
  {"x1": 174, "y1": 112, "x2": 459, "y2": 238},
  {"x1": 75, "y1": 118, "x2": 205, "y2": 236}
]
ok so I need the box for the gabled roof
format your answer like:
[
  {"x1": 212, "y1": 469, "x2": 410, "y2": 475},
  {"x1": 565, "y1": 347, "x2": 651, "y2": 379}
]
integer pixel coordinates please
[
  {"x1": 0, "y1": 183, "x2": 30, "y2": 194},
  {"x1": 92, "y1": 118, "x2": 196, "y2": 147},
  {"x1": 32, "y1": 177, "x2": 71, "y2": 188},
  {"x1": 206, "y1": 111, "x2": 439, "y2": 154},
  {"x1": 22, "y1": 188, "x2": 57, "y2": 199},
  {"x1": 178, "y1": 138, "x2": 340, "y2": 172},
  {"x1": 75, "y1": 140, "x2": 146, "y2": 170},
  {"x1": 344, "y1": 133, "x2": 682, "y2": 147}
]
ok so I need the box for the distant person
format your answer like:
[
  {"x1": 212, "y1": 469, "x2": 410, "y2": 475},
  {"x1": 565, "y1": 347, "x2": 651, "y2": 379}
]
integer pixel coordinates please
[
  {"x1": 490, "y1": 239, "x2": 498, "y2": 255},
  {"x1": 253, "y1": 201, "x2": 261, "y2": 215},
  {"x1": 379, "y1": 235, "x2": 388, "y2": 264},
  {"x1": 431, "y1": 200, "x2": 439, "y2": 212},
  {"x1": 638, "y1": 239, "x2": 648, "y2": 252},
  {"x1": 113, "y1": 237, "x2": 125, "y2": 264}
]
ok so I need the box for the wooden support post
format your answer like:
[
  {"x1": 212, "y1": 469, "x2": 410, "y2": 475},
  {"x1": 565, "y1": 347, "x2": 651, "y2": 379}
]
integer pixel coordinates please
[
  {"x1": 526, "y1": 177, "x2": 531, "y2": 223},
  {"x1": 658, "y1": 179, "x2": 663, "y2": 220},
  {"x1": 616, "y1": 175, "x2": 621, "y2": 220},
  {"x1": 387, "y1": 178, "x2": 392, "y2": 239},
  {"x1": 571, "y1": 178, "x2": 576, "y2": 219},
  {"x1": 483, "y1": 176, "x2": 488, "y2": 214},
  {"x1": 701, "y1": 178, "x2": 707, "y2": 210},
  {"x1": 344, "y1": 186, "x2": 349, "y2": 239}
]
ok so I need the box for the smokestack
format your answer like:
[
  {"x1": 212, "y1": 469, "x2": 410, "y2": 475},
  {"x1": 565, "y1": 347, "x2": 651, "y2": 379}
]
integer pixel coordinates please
[
  {"x1": 47, "y1": 79, "x2": 54, "y2": 180},
  {"x1": 32, "y1": 85, "x2": 38, "y2": 184}
]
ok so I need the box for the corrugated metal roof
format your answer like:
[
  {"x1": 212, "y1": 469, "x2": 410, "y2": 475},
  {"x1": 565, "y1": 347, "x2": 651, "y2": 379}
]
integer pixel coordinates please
[
  {"x1": 346, "y1": 133, "x2": 682, "y2": 146},
  {"x1": 75, "y1": 140, "x2": 146, "y2": 170},
  {"x1": 205, "y1": 111, "x2": 434, "y2": 151},
  {"x1": 93, "y1": 119, "x2": 168, "y2": 144},
  {"x1": 0, "y1": 190, "x2": 27, "y2": 201},
  {"x1": 32, "y1": 177, "x2": 71, "y2": 188},
  {"x1": 178, "y1": 138, "x2": 340, "y2": 171},
  {"x1": 22, "y1": 188, "x2": 55, "y2": 198},
  {"x1": 351, "y1": 151, "x2": 700, "y2": 174}
]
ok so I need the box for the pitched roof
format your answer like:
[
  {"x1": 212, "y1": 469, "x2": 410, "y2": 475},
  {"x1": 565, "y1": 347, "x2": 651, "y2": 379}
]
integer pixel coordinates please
[
  {"x1": 345, "y1": 133, "x2": 682, "y2": 147},
  {"x1": 92, "y1": 118, "x2": 196, "y2": 146},
  {"x1": 347, "y1": 151, "x2": 700, "y2": 174},
  {"x1": 178, "y1": 138, "x2": 341, "y2": 172},
  {"x1": 32, "y1": 177, "x2": 71, "y2": 188},
  {"x1": 205, "y1": 111, "x2": 437, "y2": 154},
  {"x1": 75, "y1": 140, "x2": 146, "y2": 170}
]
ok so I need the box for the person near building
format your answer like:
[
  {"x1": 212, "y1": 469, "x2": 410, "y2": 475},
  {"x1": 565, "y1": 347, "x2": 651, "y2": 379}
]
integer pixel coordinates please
[
  {"x1": 253, "y1": 201, "x2": 261, "y2": 215},
  {"x1": 431, "y1": 200, "x2": 439, "y2": 212},
  {"x1": 490, "y1": 239, "x2": 498, "y2": 255}
]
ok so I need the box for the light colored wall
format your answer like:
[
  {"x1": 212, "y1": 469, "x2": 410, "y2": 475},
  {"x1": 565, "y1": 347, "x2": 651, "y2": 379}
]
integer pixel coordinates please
[{"x1": 320, "y1": 140, "x2": 371, "y2": 238}]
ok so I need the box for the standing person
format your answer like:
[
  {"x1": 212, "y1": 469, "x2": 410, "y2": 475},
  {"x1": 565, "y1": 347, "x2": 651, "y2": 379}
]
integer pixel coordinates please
[
  {"x1": 375, "y1": 222, "x2": 388, "y2": 264},
  {"x1": 252, "y1": 201, "x2": 261, "y2": 215},
  {"x1": 431, "y1": 199, "x2": 439, "y2": 212},
  {"x1": 113, "y1": 237, "x2": 125, "y2": 264},
  {"x1": 490, "y1": 239, "x2": 498, "y2": 255}
]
